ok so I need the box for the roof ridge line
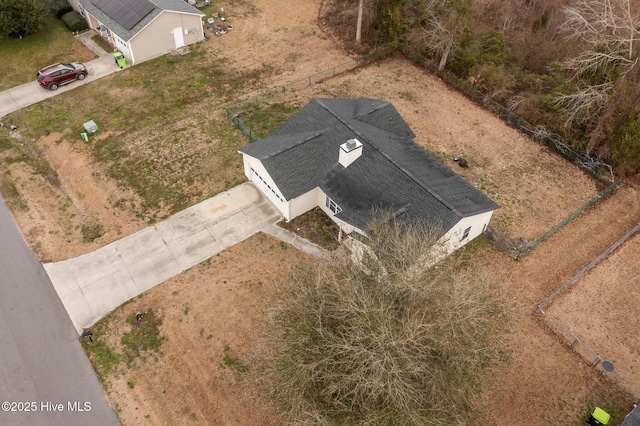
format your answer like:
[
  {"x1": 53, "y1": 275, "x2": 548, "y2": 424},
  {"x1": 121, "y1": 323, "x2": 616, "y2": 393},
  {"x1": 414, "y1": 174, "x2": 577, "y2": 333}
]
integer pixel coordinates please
[
  {"x1": 263, "y1": 129, "x2": 325, "y2": 159},
  {"x1": 316, "y1": 99, "x2": 463, "y2": 218}
]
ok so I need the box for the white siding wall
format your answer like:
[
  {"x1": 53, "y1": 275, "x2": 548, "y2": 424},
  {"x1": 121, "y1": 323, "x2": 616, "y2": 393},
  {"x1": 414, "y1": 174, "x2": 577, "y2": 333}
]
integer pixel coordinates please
[
  {"x1": 436, "y1": 210, "x2": 495, "y2": 256},
  {"x1": 129, "y1": 11, "x2": 204, "y2": 64},
  {"x1": 289, "y1": 188, "x2": 321, "y2": 220}
]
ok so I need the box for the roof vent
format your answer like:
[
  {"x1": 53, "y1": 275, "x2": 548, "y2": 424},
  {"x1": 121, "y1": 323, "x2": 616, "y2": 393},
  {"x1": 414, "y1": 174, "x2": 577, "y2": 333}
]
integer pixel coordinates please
[{"x1": 339, "y1": 138, "x2": 363, "y2": 168}]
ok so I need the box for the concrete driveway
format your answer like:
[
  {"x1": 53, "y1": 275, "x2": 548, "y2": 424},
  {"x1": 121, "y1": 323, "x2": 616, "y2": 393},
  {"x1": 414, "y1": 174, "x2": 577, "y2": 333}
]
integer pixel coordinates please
[
  {"x1": 0, "y1": 35, "x2": 121, "y2": 118},
  {"x1": 44, "y1": 183, "x2": 327, "y2": 333}
]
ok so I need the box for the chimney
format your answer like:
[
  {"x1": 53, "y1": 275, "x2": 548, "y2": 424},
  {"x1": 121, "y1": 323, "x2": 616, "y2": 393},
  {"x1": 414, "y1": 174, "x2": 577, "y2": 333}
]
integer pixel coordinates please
[{"x1": 339, "y1": 138, "x2": 362, "y2": 168}]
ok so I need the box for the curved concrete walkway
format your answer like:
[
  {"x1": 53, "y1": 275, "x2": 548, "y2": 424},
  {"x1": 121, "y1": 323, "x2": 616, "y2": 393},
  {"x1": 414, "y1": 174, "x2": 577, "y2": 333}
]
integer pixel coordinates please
[{"x1": 44, "y1": 183, "x2": 327, "y2": 333}]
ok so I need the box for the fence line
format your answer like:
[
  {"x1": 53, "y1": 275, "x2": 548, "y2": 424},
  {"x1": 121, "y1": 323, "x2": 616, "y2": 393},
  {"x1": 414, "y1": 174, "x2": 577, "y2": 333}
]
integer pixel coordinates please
[
  {"x1": 534, "y1": 223, "x2": 640, "y2": 398},
  {"x1": 227, "y1": 56, "x2": 368, "y2": 128},
  {"x1": 537, "y1": 311, "x2": 640, "y2": 398},
  {"x1": 535, "y1": 222, "x2": 640, "y2": 311},
  {"x1": 424, "y1": 62, "x2": 615, "y2": 184},
  {"x1": 513, "y1": 181, "x2": 618, "y2": 260}
]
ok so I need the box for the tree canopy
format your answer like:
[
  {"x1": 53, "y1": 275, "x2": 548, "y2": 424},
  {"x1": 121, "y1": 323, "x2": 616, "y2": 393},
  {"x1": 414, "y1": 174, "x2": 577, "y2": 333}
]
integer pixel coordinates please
[{"x1": 0, "y1": 0, "x2": 54, "y2": 39}]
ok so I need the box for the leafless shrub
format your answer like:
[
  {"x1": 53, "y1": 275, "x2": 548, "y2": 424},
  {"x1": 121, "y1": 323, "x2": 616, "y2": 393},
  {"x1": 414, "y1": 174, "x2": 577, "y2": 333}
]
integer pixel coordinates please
[
  {"x1": 506, "y1": 95, "x2": 524, "y2": 111},
  {"x1": 248, "y1": 214, "x2": 513, "y2": 425}
]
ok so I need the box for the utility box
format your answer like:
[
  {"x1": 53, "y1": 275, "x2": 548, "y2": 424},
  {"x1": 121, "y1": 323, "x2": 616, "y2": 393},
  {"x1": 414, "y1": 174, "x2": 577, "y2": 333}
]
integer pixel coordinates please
[
  {"x1": 83, "y1": 120, "x2": 99, "y2": 133},
  {"x1": 113, "y1": 51, "x2": 126, "y2": 69}
]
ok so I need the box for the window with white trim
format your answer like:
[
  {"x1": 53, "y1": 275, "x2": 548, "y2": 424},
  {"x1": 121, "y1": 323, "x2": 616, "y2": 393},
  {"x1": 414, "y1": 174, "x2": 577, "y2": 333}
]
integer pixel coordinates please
[
  {"x1": 461, "y1": 226, "x2": 471, "y2": 241},
  {"x1": 325, "y1": 196, "x2": 341, "y2": 214}
]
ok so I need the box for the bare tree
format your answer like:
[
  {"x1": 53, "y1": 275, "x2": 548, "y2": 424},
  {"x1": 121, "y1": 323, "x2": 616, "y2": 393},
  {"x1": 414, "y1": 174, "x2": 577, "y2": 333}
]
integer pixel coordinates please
[
  {"x1": 555, "y1": 0, "x2": 640, "y2": 153},
  {"x1": 356, "y1": 0, "x2": 364, "y2": 43},
  {"x1": 420, "y1": 0, "x2": 473, "y2": 71},
  {"x1": 248, "y1": 213, "x2": 513, "y2": 425}
]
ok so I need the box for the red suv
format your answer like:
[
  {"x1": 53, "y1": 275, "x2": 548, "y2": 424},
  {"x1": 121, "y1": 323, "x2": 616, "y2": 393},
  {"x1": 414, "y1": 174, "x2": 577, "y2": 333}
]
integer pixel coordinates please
[{"x1": 37, "y1": 62, "x2": 87, "y2": 90}]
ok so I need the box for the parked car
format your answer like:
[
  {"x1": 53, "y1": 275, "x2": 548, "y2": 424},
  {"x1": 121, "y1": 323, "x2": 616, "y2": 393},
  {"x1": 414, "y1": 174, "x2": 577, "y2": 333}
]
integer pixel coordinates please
[{"x1": 37, "y1": 63, "x2": 87, "y2": 90}]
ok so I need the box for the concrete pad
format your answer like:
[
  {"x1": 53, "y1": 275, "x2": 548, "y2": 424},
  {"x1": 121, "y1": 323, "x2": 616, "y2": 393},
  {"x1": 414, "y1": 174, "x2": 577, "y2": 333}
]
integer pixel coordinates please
[
  {"x1": 126, "y1": 249, "x2": 182, "y2": 293},
  {"x1": 155, "y1": 209, "x2": 206, "y2": 245},
  {"x1": 227, "y1": 182, "x2": 261, "y2": 206},
  {"x1": 82, "y1": 269, "x2": 138, "y2": 325},
  {"x1": 167, "y1": 228, "x2": 221, "y2": 270},
  {"x1": 42, "y1": 183, "x2": 292, "y2": 332},
  {"x1": 68, "y1": 246, "x2": 124, "y2": 288},
  {"x1": 193, "y1": 193, "x2": 236, "y2": 226},
  {"x1": 113, "y1": 226, "x2": 168, "y2": 266},
  {"x1": 242, "y1": 201, "x2": 281, "y2": 226},
  {"x1": 43, "y1": 261, "x2": 80, "y2": 299},
  {"x1": 60, "y1": 289, "x2": 96, "y2": 332}
]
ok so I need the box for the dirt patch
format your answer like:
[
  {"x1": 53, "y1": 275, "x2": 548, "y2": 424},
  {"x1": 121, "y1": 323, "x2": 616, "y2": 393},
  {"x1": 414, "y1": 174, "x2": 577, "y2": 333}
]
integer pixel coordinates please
[{"x1": 6, "y1": 131, "x2": 146, "y2": 261}]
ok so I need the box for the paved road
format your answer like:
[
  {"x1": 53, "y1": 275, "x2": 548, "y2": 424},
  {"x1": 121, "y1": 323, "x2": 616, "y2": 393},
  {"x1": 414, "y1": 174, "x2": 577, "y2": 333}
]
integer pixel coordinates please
[
  {"x1": 0, "y1": 197, "x2": 121, "y2": 426},
  {"x1": 44, "y1": 183, "x2": 327, "y2": 334}
]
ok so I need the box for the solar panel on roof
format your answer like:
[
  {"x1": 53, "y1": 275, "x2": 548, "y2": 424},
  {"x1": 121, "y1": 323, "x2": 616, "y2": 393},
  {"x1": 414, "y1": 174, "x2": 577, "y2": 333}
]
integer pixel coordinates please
[{"x1": 92, "y1": 0, "x2": 155, "y2": 30}]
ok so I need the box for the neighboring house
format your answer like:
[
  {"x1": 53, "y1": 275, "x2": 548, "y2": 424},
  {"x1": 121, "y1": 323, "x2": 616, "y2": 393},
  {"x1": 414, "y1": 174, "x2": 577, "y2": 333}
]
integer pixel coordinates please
[
  {"x1": 238, "y1": 97, "x2": 500, "y2": 256},
  {"x1": 68, "y1": 0, "x2": 205, "y2": 65}
]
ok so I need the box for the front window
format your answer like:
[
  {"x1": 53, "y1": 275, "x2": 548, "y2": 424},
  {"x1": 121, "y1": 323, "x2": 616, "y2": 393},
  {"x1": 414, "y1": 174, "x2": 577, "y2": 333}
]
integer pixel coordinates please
[{"x1": 325, "y1": 196, "x2": 341, "y2": 214}]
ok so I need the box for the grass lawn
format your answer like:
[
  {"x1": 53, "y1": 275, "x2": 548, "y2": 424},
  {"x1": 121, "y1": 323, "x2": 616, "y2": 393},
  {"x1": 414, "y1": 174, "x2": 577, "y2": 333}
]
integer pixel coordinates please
[
  {"x1": 0, "y1": 19, "x2": 96, "y2": 90},
  {"x1": 3, "y1": 38, "x2": 277, "y2": 222}
]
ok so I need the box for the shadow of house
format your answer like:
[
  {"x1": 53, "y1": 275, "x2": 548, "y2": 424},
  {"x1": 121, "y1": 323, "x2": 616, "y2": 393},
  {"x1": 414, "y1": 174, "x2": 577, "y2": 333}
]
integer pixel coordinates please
[
  {"x1": 238, "y1": 97, "x2": 500, "y2": 257},
  {"x1": 68, "y1": 0, "x2": 205, "y2": 65}
]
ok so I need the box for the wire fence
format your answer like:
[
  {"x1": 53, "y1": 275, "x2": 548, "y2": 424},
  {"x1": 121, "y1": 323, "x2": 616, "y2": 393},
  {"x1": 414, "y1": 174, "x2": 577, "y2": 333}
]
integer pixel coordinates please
[
  {"x1": 425, "y1": 63, "x2": 615, "y2": 184},
  {"x1": 227, "y1": 56, "x2": 618, "y2": 260},
  {"x1": 421, "y1": 63, "x2": 618, "y2": 259},
  {"x1": 226, "y1": 56, "x2": 368, "y2": 133},
  {"x1": 513, "y1": 180, "x2": 618, "y2": 260}
]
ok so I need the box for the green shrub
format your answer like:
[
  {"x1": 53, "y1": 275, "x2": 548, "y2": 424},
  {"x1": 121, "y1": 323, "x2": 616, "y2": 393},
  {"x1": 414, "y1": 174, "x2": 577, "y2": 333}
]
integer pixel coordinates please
[
  {"x1": 61, "y1": 11, "x2": 88, "y2": 32},
  {"x1": 55, "y1": 4, "x2": 73, "y2": 20},
  {"x1": 611, "y1": 116, "x2": 640, "y2": 175}
]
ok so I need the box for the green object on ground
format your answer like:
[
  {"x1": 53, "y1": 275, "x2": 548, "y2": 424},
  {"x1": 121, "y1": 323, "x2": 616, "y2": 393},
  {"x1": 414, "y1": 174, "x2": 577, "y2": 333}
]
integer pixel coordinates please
[
  {"x1": 113, "y1": 51, "x2": 126, "y2": 69},
  {"x1": 592, "y1": 407, "x2": 610, "y2": 425}
]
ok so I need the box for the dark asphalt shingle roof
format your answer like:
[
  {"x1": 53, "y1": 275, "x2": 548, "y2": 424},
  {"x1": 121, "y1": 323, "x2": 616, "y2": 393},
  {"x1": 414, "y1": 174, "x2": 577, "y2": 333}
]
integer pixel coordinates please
[
  {"x1": 79, "y1": 0, "x2": 203, "y2": 42},
  {"x1": 239, "y1": 97, "x2": 499, "y2": 234}
]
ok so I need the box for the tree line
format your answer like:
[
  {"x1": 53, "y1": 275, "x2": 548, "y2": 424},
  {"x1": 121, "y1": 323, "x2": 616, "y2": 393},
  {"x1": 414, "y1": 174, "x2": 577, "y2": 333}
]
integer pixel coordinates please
[{"x1": 327, "y1": 0, "x2": 640, "y2": 175}]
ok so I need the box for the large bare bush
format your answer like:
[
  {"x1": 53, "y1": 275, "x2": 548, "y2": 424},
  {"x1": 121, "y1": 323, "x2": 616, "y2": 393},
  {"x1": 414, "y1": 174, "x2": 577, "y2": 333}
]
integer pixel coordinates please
[{"x1": 249, "y1": 214, "x2": 512, "y2": 425}]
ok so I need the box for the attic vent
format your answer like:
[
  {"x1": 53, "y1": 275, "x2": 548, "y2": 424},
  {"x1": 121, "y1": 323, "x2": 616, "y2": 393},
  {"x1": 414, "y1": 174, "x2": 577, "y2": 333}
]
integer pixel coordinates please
[{"x1": 339, "y1": 138, "x2": 363, "y2": 168}]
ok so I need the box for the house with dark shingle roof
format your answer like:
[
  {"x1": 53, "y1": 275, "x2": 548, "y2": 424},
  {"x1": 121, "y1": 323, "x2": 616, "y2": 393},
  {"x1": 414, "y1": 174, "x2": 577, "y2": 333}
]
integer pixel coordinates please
[
  {"x1": 68, "y1": 0, "x2": 205, "y2": 65},
  {"x1": 238, "y1": 97, "x2": 499, "y2": 255}
]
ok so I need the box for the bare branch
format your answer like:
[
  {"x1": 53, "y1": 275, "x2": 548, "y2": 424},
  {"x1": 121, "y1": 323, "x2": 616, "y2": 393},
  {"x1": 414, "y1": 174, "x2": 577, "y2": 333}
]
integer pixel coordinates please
[
  {"x1": 555, "y1": 0, "x2": 640, "y2": 127},
  {"x1": 554, "y1": 82, "x2": 612, "y2": 126},
  {"x1": 249, "y1": 216, "x2": 513, "y2": 425}
]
